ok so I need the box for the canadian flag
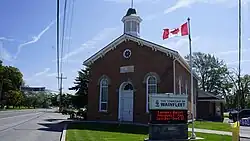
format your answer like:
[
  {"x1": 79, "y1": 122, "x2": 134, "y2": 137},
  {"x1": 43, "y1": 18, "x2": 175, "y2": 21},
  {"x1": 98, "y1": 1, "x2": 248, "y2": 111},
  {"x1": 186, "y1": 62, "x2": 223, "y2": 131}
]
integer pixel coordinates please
[{"x1": 162, "y1": 22, "x2": 189, "y2": 40}]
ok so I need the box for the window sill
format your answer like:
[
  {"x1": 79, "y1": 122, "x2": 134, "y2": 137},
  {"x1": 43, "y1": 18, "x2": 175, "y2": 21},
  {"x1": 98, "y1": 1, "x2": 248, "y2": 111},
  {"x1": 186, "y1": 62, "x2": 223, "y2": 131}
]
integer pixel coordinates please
[{"x1": 99, "y1": 110, "x2": 108, "y2": 113}]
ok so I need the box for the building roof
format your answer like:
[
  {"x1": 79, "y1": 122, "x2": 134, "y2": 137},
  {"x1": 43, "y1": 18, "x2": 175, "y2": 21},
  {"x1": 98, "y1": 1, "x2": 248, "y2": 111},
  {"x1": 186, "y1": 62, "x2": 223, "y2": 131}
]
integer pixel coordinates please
[
  {"x1": 125, "y1": 8, "x2": 137, "y2": 16},
  {"x1": 198, "y1": 90, "x2": 225, "y2": 102},
  {"x1": 21, "y1": 86, "x2": 46, "y2": 92},
  {"x1": 83, "y1": 33, "x2": 199, "y2": 80}
]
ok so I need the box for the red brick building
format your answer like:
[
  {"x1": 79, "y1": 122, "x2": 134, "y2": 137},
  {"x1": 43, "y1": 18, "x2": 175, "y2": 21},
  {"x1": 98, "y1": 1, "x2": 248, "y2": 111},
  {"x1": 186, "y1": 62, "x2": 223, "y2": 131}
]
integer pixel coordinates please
[{"x1": 83, "y1": 8, "x2": 198, "y2": 123}]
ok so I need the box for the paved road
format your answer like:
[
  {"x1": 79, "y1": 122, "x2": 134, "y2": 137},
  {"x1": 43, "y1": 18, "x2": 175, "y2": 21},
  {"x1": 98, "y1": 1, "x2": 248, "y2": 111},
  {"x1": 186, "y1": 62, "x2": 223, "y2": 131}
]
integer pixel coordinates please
[
  {"x1": 0, "y1": 109, "x2": 49, "y2": 119},
  {"x1": 240, "y1": 126, "x2": 250, "y2": 141},
  {"x1": 0, "y1": 109, "x2": 69, "y2": 141}
]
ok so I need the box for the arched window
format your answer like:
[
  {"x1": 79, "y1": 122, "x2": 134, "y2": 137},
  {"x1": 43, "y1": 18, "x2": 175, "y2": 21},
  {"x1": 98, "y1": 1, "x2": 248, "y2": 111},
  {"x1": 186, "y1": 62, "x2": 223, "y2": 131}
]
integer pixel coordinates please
[
  {"x1": 99, "y1": 78, "x2": 108, "y2": 112},
  {"x1": 146, "y1": 76, "x2": 157, "y2": 112},
  {"x1": 124, "y1": 83, "x2": 133, "y2": 90}
]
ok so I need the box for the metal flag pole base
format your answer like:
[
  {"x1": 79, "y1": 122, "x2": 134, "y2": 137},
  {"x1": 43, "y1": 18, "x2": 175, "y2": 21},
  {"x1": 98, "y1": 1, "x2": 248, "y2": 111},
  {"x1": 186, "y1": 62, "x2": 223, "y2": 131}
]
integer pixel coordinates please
[{"x1": 190, "y1": 132, "x2": 196, "y2": 139}]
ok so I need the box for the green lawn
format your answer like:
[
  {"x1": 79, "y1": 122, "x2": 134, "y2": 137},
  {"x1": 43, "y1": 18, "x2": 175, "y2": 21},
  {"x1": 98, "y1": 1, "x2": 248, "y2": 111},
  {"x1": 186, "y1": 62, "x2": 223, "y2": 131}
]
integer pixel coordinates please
[
  {"x1": 188, "y1": 121, "x2": 231, "y2": 132},
  {"x1": 66, "y1": 122, "x2": 232, "y2": 141}
]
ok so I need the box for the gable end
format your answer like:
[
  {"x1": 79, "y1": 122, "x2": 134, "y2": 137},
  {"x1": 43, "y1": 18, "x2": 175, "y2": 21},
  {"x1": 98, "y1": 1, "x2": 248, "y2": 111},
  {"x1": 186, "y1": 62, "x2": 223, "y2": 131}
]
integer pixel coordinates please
[{"x1": 83, "y1": 34, "x2": 199, "y2": 80}]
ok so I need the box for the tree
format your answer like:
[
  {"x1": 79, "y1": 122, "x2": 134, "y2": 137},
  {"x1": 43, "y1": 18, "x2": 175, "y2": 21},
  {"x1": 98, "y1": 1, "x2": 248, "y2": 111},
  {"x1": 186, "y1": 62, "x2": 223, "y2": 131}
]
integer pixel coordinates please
[
  {"x1": 0, "y1": 64, "x2": 24, "y2": 108},
  {"x1": 69, "y1": 66, "x2": 90, "y2": 95},
  {"x1": 61, "y1": 93, "x2": 73, "y2": 108},
  {"x1": 50, "y1": 94, "x2": 59, "y2": 107},
  {"x1": 228, "y1": 69, "x2": 250, "y2": 109},
  {"x1": 69, "y1": 66, "x2": 90, "y2": 108},
  {"x1": 4, "y1": 90, "x2": 23, "y2": 108},
  {"x1": 185, "y1": 52, "x2": 232, "y2": 97}
]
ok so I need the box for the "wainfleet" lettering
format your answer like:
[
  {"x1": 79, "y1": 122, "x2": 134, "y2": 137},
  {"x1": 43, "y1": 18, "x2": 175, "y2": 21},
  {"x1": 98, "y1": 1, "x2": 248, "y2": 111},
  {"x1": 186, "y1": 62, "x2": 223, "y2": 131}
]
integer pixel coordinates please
[{"x1": 160, "y1": 102, "x2": 185, "y2": 108}]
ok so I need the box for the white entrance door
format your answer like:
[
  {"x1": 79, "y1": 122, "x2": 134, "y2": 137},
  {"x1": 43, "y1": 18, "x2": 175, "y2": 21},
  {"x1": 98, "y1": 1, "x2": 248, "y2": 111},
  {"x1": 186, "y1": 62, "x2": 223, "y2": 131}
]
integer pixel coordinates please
[{"x1": 120, "y1": 90, "x2": 133, "y2": 122}]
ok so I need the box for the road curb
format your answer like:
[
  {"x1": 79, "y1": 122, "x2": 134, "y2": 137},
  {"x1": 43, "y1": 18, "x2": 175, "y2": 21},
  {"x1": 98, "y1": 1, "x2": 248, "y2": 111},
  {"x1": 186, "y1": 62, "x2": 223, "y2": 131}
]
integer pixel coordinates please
[
  {"x1": 240, "y1": 136, "x2": 250, "y2": 139},
  {"x1": 60, "y1": 123, "x2": 68, "y2": 141}
]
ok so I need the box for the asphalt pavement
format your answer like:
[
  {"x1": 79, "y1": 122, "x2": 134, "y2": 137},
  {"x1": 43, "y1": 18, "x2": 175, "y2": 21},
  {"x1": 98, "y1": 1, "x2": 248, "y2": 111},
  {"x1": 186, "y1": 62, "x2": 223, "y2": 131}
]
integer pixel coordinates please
[
  {"x1": 0, "y1": 109, "x2": 41, "y2": 119},
  {"x1": 240, "y1": 126, "x2": 250, "y2": 141},
  {"x1": 0, "y1": 108, "x2": 69, "y2": 141}
]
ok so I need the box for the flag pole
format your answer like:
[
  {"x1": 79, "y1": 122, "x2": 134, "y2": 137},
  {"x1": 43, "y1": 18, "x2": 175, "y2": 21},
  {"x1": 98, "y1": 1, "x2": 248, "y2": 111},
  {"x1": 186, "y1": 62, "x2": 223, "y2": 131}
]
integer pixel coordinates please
[
  {"x1": 188, "y1": 17, "x2": 196, "y2": 139},
  {"x1": 237, "y1": 0, "x2": 242, "y2": 126}
]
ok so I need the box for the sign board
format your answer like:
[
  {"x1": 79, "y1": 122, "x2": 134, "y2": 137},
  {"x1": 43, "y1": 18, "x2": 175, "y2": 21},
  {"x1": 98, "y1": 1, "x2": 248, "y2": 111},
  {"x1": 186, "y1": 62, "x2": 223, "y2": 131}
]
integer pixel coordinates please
[
  {"x1": 120, "y1": 66, "x2": 134, "y2": 73},
  {"x1": 150, "y1": 110, "x2": 187, "y2": 124},
  {"x1": 149, "y1": 94, "x2": 188, "y2": 110},
  {"x1": 145, "y1": 94, "x2": 188, "y2": 141},
  {"x1": 148, "y1": 124, "x2": 188, "y2": 140}
]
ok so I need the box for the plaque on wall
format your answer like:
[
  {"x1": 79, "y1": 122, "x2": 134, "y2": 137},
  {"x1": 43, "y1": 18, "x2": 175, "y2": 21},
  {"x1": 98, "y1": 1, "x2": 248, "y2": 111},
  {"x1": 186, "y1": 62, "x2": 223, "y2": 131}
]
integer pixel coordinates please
[{"x1": 120, "y1": 65, "x2": 134, "y2": 73}]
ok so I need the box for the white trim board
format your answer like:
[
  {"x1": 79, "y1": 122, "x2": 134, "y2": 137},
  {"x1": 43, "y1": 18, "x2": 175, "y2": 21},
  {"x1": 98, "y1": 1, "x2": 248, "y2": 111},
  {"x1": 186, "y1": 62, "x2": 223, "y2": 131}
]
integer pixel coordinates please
[{"x1": 83, "y1": 34, "x2": 199, "y2": 80}]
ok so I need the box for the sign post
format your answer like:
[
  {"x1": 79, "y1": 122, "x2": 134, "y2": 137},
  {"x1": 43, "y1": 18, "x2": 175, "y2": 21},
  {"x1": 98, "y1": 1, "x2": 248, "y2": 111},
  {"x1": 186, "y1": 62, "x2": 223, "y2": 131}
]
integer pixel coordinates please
[{"x1": 145, "y1": 93, "x2": 188, "y2": 141}]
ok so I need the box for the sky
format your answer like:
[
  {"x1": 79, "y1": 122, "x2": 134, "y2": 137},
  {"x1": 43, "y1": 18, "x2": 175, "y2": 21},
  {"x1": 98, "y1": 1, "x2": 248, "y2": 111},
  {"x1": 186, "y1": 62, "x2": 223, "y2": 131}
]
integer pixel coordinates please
[{"x1": 0, "y1": 0, "x2": 250, "y2": 93}]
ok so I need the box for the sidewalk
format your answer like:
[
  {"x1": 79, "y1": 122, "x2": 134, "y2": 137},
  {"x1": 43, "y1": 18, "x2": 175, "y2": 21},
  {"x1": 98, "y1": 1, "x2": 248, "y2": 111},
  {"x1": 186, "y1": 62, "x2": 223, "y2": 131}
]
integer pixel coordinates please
[{"x1": 188, "y1": 128, "x2": 250, "y2": 139}]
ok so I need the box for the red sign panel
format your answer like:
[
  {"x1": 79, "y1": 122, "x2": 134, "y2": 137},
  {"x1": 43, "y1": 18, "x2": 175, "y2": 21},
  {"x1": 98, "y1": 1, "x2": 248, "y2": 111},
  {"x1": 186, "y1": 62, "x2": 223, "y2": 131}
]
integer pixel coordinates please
[{"x1": 150, "y1": 110, "x2": 188, "y2": 124}]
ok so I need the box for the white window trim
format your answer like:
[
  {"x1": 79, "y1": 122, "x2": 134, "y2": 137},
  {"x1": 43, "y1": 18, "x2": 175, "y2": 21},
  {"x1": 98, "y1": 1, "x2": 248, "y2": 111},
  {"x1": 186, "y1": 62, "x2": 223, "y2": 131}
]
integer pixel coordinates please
[
  {"x1": 99, "y1": 79, "x2": 108, "y2": 112},
  {"x1": 146, "y1": 76, "x2": 157, "y2": 113}
]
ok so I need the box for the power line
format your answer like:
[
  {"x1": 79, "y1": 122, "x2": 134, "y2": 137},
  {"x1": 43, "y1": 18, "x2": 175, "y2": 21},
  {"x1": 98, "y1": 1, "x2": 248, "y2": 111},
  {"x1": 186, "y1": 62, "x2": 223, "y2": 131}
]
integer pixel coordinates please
[
  {"x1": 56, "y1": 0, "x2": 75, "y2": 111},
  {"x1": 60, "y1": 0, "x2": 68, "y2": 73},
  {"x1": 58, "y1": 0, "x2": 69, "y2": 111},
  {"x1": 65, "y1": 0, "x2": 75, "y2": 65},
  {"x1": 64, "y1": 0, "x2": 72, "y2": 65}
]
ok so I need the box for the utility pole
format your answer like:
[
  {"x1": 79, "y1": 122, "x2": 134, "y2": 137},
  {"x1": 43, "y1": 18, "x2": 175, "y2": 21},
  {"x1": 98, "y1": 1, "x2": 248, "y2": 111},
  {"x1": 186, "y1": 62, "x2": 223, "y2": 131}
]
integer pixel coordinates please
[
  {"x1": 0, "y1": 41, "x2": 3, "y2": 108},
  {"x1": 57, "y1": 73, "x2": 67, "y2": 110},
  {"x1": 237, "y1": 0, "x2": 242, "y2": 124},
  {"x1": 56, "y1": 0, "x2": 61, "y2": 112}
]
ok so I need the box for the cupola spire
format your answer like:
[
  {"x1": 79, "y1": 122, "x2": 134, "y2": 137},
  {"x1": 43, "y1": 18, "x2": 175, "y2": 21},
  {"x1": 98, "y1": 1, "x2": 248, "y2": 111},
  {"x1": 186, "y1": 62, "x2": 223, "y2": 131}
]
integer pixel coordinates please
[{"x1": 121, "y1": 1, "x2": 142, "y2": 37}]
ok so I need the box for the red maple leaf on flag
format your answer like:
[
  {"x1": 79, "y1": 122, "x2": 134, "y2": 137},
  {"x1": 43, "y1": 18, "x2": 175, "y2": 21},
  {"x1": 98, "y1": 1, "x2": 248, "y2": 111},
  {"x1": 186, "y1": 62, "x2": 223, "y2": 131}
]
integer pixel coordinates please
[{"x1": 170, "y1": 28, "x2": 179, "y2": 34}]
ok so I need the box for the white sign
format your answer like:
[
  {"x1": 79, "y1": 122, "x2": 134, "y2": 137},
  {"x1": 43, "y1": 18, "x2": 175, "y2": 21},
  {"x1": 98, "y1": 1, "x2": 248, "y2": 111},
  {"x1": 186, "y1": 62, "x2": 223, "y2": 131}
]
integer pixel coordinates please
[
  {"x1": 149, "y1": 93, "x2": 188, "y2": 110},
  {"x1": 120, "y1": 66, "x2": 134, "y2": 73}
]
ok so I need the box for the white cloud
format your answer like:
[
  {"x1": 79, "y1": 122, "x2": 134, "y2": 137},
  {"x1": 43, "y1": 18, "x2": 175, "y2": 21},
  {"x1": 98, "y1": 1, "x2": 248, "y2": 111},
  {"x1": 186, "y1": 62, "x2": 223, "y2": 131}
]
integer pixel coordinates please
[
  {"x1": 14, "y1": 20, "x2": 56, "y2": 59},
  {"x1": 144, "y1": 13, "x2": 161, "y2": 21},
  {"x1": 0, "y1": 37, "x2": 15, "y2": 42},
  {"x1": 217, "y1": 48, "x2": 250, "y2": 55},
  {"x1": 248, "y1": 38, "x2": 250, "y2": 40},
  {"x1": 24, "y1": 68, "x2": 51, "y2": 82},
  {"x1": 163, "y1": 36, "x2": 200, "y2": 50},
  {"x1": 227, "y1": 59, "x2": 250, "y2": 65},
  {"x1": 103, "y1": 0, "x2": 161, "y2": 4},
  {"x1": 34, "y1": 68, "x2": 51, "y2": 77},
  {"x1": 47, "y1": 72, "x2": 57, "y2": 77},
  {"x1": 0, "y1": 42, "x2": 13, "y2": 62},
  {"x1": 161, "y1": 36, "x2": 200, "y2": 58},
  {"x1": 164, "y1": 0, "x2": 197, "y2": 14},
  {"x1": 164, "y1": 0, "x2": 250, "y2": 14},
  {"x1": 60, "y1": 27, "x2": 119, "y2": 62}
]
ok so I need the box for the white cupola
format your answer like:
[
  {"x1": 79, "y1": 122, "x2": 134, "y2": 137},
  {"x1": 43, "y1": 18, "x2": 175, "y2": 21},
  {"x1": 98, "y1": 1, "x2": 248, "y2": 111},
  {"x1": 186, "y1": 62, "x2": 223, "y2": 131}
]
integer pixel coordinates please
[{"x1": 121, "y1": 8, "x2": 142, "y2": 37}]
